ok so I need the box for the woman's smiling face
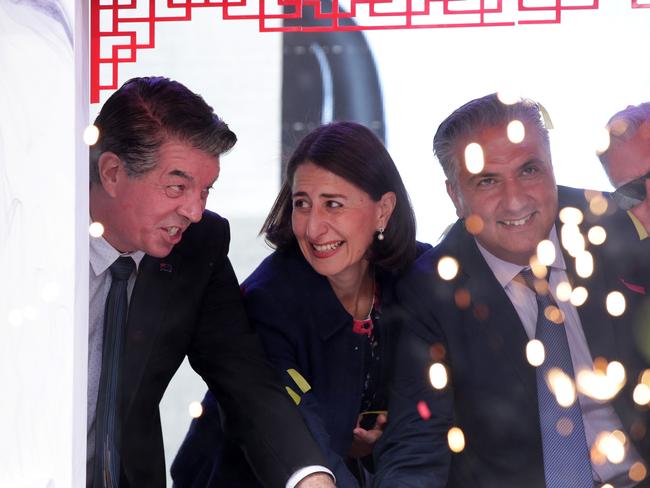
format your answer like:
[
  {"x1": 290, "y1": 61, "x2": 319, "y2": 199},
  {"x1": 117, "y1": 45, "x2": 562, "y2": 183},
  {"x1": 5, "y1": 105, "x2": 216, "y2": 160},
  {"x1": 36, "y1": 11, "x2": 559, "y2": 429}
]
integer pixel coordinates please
[{"x1": 291, "y1": 162, "x2": 392, "y2": 282}]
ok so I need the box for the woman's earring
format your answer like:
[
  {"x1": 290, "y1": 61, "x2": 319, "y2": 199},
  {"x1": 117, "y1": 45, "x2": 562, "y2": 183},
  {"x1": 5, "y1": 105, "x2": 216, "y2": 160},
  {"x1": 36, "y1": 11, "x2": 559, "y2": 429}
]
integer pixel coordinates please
[{"x1": 377, "y1": 227, "x2": 385, "y2": 241}]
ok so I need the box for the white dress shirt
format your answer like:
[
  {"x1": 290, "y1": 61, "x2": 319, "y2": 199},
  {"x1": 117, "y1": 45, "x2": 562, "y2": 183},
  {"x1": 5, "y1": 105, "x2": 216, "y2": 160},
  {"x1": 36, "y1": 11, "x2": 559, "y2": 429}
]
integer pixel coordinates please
[
  {"x1": 87, "y1": 234, "x2": 332, "y2": 487},
  {"x1": 87, "y1": 234, "x2": 143, "y2": 484},
  {"x1": 476, "y1": 225, "x2": 640, "y2": 487}
]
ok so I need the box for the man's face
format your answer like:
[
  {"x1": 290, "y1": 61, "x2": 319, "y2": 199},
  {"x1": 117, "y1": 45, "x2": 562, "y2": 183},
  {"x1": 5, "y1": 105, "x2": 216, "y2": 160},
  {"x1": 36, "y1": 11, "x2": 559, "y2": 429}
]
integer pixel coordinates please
[
  {"x1": 606, "y1": 130, "x2": 650, "y2": 232},
  {"x1": 447, "y1": 121, "x2": 558, "y2": 265},
  {"x1": 101, "y1": 141, "x2": 220, "y2": 257}
]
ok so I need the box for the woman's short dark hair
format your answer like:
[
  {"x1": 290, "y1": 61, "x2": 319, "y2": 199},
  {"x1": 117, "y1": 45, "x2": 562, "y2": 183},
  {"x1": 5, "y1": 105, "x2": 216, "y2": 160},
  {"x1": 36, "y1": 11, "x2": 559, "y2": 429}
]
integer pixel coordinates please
[{"x1": 263, "y1": 121, "x2": 417, "y2": 273}]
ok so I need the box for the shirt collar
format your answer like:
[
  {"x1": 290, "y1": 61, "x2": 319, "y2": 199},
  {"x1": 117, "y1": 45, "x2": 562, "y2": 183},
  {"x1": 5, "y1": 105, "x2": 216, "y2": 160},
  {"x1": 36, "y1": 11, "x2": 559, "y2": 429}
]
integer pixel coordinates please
[
  {"x1": 89, "y1": 233, "x2": 145, "y2": 277},
  {"x1": 627, "y1": 210, "x2": 648, "y2": 241},
  {"x1": 475, "y1": 224, "x2": 566, "y2": 288}
]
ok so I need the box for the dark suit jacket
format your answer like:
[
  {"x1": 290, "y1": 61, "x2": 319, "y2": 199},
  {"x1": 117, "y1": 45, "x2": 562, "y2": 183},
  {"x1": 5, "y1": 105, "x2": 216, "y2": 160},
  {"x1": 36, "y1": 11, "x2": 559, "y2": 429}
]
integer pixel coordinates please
[
  {"x1": 116, "y1": 211, "x2": 327, "y2": 487},
  {"x1": 373, "y1": 187, "x2": 650, "y2": 488},
  {"x1": 172, "y1": 243, "x2": 431, "y2": 487},
  {"x1": 598, "y1": 200, "x2": 650, "y2": 308}
]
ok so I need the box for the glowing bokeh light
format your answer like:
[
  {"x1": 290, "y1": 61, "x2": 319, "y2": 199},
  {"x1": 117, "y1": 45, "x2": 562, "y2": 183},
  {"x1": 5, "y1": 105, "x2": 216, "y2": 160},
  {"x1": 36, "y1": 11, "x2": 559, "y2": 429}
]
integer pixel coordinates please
[
  {"x1": 417, "y1": 400, "x2": 431, "y2": 420},
  {"x1": 561, "y1": 224, "x2": 586, "y2": 257},
  {"x1": 589, "y1": 194, "x2": 609, "y2": 216},
  {"x1": 533, "y1": 278, "x2": 549, "y2": 296},
  {"x1": 429, "y1": 363, "x2": 448, "y2": 390},
  {"x1": 438, "y1": 256, "x2": 459, "y2": 281},
  {"x1": 507, "y1": 120, "x2": 526, "y2": 144},
  {"x1": 606, "y1": 291, "x2": 626, "y2": 317},
  {"x1": 547, "y1": 368, "x2": 577, "y2": 407},
  {"x1": 544, "y1": 305, "x2": 564, "y2": 324},
  {"x1": 559, "y1": 206, "x2": 584, "y2": 225},
  {"x1": 447, "y1": 427, "x2": 466, "y2": 453},
  {"x1": 83, "y1": 124, "x2": 100, "y2": 145},
  {"x1": 464, "y1": 143, "x2": 484, "y2": 174},
  {"x1": 497, "y1": 90, "x2": 520, "y2": 105},
  {"x1": 89, "y1": 221, "x2": 105, "y2": 238},
  {"x1": 595, "y1": 431, "x2": 626, "y2": 464},
  {"x1": 556, "y1": 417, "x2": 574, "y2": 437},
  {"x1": 641, "y1": 369, "x2": 650, "y2": 386},
  {"x1": 556, "y1": 281, "x2": 572, "y2": 302},
  {"x1": 587, "y1": 226, "x2": 607, "y2": 245},
  {"x1": 608, "y1": 361, "x2": 626, "y2": 385},
  {"x1": 465, "y1": 214, "x2": 484, "y2": 235},
  {"x1": 454, "y1": 288, "x2": 471, "y2": 309},
  {"x1": 529, "y1": 255, "x2": 548, "y2": 279},
  {"x1": 429, "y1": 343, "x2": 447, "y2": 362},
  {"x1": 536, "y1": 239, "x2": 555, "y2": 266},
  {"x1": 575, "y1": 251, "x2": 594, "y2": 278},
  {"x1": 576, "y1": 361, "x2": 626, "y2": 401},
  {"x1": 570, "y1": 286, "x2": 589, "y2": 307},
  {"x1": 609, "y1": 117, "x2": 629, "y2": 137},
  {"x1": 633, "y1": 384, "x2": 650, "y2": 406},
  {"x1": 188, "y1": 401, "x2": 203, "y2": 418},
  {"x1": 629, "y1": 462, "x2": 648, "y2": 483},
  {"x1": 526, "y1": 339, "x2": 545, "y2": 367}
]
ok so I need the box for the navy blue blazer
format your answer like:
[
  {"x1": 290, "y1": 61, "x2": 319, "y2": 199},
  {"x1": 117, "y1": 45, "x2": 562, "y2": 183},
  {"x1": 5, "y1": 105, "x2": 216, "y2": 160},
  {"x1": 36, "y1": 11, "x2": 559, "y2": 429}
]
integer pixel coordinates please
[
  {"x1": 373, "y1": 187, "x2": 650, "y2": 488},
  {"x1": 172, "y1": 242, "x2": 431, "y2": 487},
  {"x1": 114, "y1": 211, "x2": 327, "y2": 487},
  {"x1": 597, "y1": 199, "x2": 650, "y2": 314}
]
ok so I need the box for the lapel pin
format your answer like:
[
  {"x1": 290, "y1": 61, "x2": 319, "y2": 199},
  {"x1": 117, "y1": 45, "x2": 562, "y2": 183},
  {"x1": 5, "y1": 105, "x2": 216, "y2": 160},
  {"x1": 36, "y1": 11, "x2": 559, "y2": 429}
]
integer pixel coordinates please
[{"x1": 160, "y1": 263, "x2": 173, "y2": 273}]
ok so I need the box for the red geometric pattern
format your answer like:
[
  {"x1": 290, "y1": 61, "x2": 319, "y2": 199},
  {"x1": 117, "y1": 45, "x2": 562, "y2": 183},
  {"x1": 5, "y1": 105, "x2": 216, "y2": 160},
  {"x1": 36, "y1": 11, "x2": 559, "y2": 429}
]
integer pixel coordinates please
[{"x1": 90, "y1": 0, "x2": 645, "y2": 103}]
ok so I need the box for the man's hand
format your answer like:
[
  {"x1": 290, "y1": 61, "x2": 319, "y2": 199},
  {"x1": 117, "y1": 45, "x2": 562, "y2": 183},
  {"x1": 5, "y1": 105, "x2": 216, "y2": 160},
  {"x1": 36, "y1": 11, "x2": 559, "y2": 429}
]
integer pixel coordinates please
[
  {"x1": 295, "y1": 472, "x2": 337, "y2": 487},
  {"x1": 348, "y1": 412, "x2": 388, "y2": 459}
]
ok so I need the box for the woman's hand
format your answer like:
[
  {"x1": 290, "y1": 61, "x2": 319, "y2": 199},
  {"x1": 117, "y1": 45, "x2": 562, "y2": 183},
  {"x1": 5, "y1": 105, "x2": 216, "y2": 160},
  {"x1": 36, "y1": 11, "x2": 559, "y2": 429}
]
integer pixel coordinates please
[{"x1": 348, "y1": 412, "x2": 388, "y2": 459}]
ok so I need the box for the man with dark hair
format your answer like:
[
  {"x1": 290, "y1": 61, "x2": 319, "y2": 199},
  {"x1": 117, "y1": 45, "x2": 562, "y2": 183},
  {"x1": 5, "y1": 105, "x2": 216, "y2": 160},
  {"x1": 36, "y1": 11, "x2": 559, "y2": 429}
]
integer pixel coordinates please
[
  {"x1": 88, "y1": 76, "x2": 335, "y2": 487},
  {"x1": 374, "y1": 94, "x2": 650, "y2": 487}
]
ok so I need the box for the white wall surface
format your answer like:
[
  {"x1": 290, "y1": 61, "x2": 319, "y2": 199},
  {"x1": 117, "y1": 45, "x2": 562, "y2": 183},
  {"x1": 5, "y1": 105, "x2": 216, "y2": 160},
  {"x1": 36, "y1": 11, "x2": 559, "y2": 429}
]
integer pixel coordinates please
[{"x1": 0, "y1": 1, "x2": 86, "y2": 486}]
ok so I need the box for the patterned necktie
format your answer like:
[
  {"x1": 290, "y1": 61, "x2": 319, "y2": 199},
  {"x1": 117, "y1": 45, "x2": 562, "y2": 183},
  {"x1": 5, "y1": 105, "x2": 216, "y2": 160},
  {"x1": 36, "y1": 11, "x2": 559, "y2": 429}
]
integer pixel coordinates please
[
  {"x1": 94, "y1": 256, "x2": 135, "y2": 488},
  {"x1": 520, "y1": 268, "x2": 593, "y2": 488}
]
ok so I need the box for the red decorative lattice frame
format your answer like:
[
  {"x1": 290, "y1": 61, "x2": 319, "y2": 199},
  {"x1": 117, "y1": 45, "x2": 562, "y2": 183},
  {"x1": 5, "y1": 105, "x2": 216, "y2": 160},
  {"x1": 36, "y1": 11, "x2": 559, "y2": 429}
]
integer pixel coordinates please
[{"x1": 90, "y1": 0, "x2": 648, "y2": 103}]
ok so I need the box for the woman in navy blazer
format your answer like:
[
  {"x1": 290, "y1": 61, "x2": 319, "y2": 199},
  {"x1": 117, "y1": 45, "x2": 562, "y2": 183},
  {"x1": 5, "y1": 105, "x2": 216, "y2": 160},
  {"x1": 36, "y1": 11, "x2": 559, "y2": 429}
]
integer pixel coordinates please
[{"x1": 172, "y1": 122, "x2": 427, "y2": 487}]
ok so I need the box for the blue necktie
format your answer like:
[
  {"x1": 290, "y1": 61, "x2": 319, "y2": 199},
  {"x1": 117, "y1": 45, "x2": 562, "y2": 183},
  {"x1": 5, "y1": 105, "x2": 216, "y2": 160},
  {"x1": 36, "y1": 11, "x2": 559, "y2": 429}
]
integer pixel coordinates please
[
  {"x1": 94, "y1": 256, "x2": 135, "y2": 488},
  {"x1": 520, "y1": 268, "x2": 593, "y2": 488}
]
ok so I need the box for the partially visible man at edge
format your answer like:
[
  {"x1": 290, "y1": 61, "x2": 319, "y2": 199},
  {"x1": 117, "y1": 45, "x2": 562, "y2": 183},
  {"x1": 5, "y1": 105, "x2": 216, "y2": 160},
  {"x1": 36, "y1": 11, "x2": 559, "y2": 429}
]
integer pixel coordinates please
[
  {"x1": 597, "y1": 102, "x2": 650, "y2": 297},
  {"x1": 373, "y1": 94, "x2": 650, "y2": 487},
  {"x1": 88, "y1": 76, "x2": 335, "y2": 488}
]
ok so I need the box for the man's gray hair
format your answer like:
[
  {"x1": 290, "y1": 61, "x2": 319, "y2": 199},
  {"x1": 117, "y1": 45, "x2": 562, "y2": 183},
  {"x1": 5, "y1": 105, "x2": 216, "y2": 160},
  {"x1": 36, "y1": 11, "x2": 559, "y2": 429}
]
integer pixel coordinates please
[
  {"x1": 598, "y1": 102, "x2": 650, "y2": 171},
  {"x1": 433, "y1": 93, "x2": 550, "y2": 186}
]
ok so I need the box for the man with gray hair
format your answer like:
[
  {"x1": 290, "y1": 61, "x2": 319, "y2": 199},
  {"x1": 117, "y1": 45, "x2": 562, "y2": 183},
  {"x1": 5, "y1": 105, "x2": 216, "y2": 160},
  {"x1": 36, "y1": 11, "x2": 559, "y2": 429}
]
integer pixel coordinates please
[
  {"x1": 373, "y1": 93, "x2": 650, "y2": 487},
  {"x1": 88, "y1": 76, "x2": 335, "y2": 487},
  {"x1": 599, "y1": 102, "x2": 650, "y2": 235},
  {"x1": 597, "y1": 103, "x2": 650, "y2": 281}
]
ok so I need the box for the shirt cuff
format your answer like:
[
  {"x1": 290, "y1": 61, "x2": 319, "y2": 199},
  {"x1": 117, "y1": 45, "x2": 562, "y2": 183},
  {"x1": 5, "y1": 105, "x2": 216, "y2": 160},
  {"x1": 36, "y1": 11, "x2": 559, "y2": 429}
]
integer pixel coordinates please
[{"x1": 285, "y1": 466, "x2": 335, "y2": 488}]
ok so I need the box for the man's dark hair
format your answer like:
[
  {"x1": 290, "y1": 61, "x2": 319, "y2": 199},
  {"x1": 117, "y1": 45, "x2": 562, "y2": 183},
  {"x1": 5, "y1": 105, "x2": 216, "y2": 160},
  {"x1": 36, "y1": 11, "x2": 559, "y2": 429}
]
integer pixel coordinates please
[
  {"x1": 263, "y1": 121, "x2": 417, "y2": 273},
  {"x1": 89, "y1": 76, "x2": 236, "y2": 184}
]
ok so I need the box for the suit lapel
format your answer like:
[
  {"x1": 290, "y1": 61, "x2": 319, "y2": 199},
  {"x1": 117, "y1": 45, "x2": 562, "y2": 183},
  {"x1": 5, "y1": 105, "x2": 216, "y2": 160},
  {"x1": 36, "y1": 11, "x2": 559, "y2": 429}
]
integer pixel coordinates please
[
  {"x1": 458, "y1": 229, "x2": 537, "y2": 399},
  {"x1": 454, "y1": 224, "x2": 538, "y2": 400},
  {"x1": 564, "y1": 248, "x2": 618, "y2": 363},
  {"x1": 121, "y1": 253, "x2": 176, "y2": 420}
]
